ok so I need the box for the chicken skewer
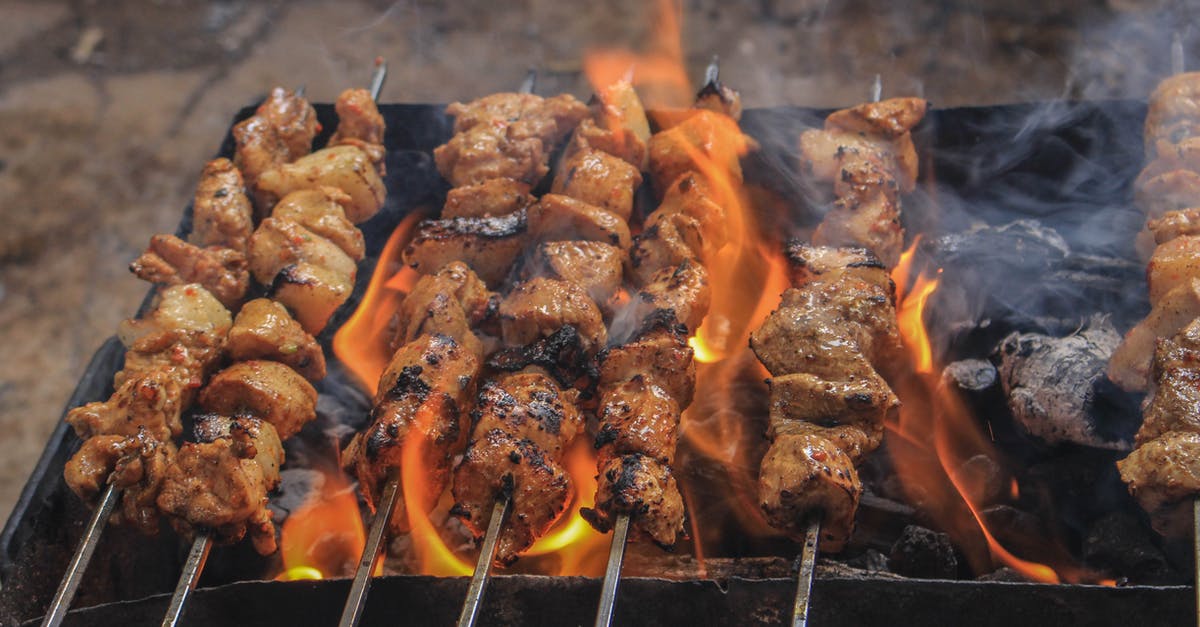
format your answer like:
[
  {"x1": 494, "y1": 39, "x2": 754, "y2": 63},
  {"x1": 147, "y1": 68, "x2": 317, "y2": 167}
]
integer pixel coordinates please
[
  {"x1": 162, "y1": 62, "x2": 388, "y2": 627},
  {"x1": 1111, "y1": 37, "x2": 1200, "y2": 626},
  {"x1": 452, "y1": 76, "x2": 642, "y2": 626},
  {"x1": 341, "y1": 72, "x2": 581, "y2": 627},
  {"x1": 589, "y1": 58, "x2": 742, "y2": 627}
]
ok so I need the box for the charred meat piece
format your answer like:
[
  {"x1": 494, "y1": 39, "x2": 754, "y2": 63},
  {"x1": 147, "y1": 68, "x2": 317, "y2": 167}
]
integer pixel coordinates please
[
  {"x1": 227, "y1": 298, "x2": 326, "y2": 381},
  {"x1": 232, "y1": 87, "x2": 319, "y2": 213},
  {"x1": 130, "y1": 234, "x2": 249, "y2": 309},
  {"x1": 811, "y1": 157, "x2": 904, "y2": 267},
  {"x1": 522, "y1": 240, "x2": 624, "y2": 308},
  {"x1": 1109, "y1": 278, "x2": 1200, "y2": 392},
  {"x1": 596, "y1": 376, "x2": 680, "y2": 467},
  {"x1": 329, "y1": 87, "x2": 386, "y2": 171},
  {"x1": 583, "y1": 454, "x2": 684, "y2": 548},
  {"x1": 693, "y1": 79, "x2": 743, "y2": 121},
  {"x1": 527, "y1": 194, "x2": 631, "y2": 251},
  {"x1": 646, "y1": 109, "x2": 747, "y2": 200},
  {"x1": 64, "y1": 435, "x2": 130, "y2": 503},
  {"x1": 1133, "y1": 319, "x2": 1200, "y2": 446},
  {"x1": 247, "y1": 217, "x2": 357, "y2": 287},
  {"x1": 391, "y1": 261, "x2": 495, "y2": 359},
  {"x1": 825, "y1": 97, "x2": 929, "y2": 138},
  {"x1": 451, "y1": 370, "x2": 583, "y2": 565},
  {"x1": 343, "y1": 333, "x2": 480, "y2": 535},
  {"x1": 157, "y1": 415, "x2": 284, "y2": 555},
  {"x1": 758, "y1": 432, "x2": 862, "y2": 552},
  {"x1": 632, "y1": 260, "x2": 711, "y2": 335},
  {"x1": 403, "y1": 211, "x2": 527, "y2": 287},
  {"x1": 627, "y1": 218, "x2": 697, "y2": 287},
  {"x1": 642, "y1": 172, "x2": 728, "y2": 265},
  {"x1": 1119, "y1": 431, "x2": 1200, "y2": 537},
  {"x1": 499, "y1": 277, "x2": 607, "y2": 355},
  {"x1": 109, "y1": 429, "x2": 177, "y2": 536},
  {"x1": 189, "y1": 158, "x2": 254, "y2": 252},
  {"x1": 271, "y1": 188, "x2": 366, "y2": 261},
  {"x1": 442, "y1": 178, "x2": 535, "y2": 219},
  {"x1": 767, "y1": 373, "x2": 894, "y2": 464},
  {"x1": 257, "y1": 145, "x2": 387, "y2": 224},
  {"x1": 199, "y1": 360, "x2": 318, "y2": 440},
  {"x1": 68, "y1": 366, "x2": 191, "y2": 443},
  {"x1": 447, "y1": 93, "x2": 588, "y2": 145},
  {"x1": 597, "y1": 318, "x2": 695, "y2": 407},
  {"x1": 552, "y1": 147, "x2": 642, "y2": 222},
  {"x1": 271, "y1": 262, "x2": 355, "y2": 335}
]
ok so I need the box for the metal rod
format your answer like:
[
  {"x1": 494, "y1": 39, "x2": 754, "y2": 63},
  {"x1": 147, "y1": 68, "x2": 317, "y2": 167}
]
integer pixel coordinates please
[
  {"x1": 40, "y1": 484, "x2": 122, "y2": 627},
  {"x1": 456, "y1": 498, "x2": 510, "y2": 627},
  {"x1": 1193, "y1": 497, "x2": 1199, "y2": 626},
  {"x1": 593, "y1": 513, "x2": 631, "y2": 627},
  {"x1": 294, "y1": 85, "x2": 306, "y2": 98},
  {"x1": 338, "y1": 473, "x2": 402, "y2": 627},
  {"x1": 160, "y1": 534, "x2": 212, "y2": 627},
  {"x1": 369, "y1": 60, "x2": 388, "y2": 102},
  {"x1": 791, "y1": 514, "x2": 821, "y2": 627},
  {"x1": 705, "y1": 55, "x2": 720, "y2": 85},
  {"x1": 872, "y1": 73, "x2": 883, "y2": 103},
  {"x1": 519, "y1": 69, "x2": 537, "y2": 95}
]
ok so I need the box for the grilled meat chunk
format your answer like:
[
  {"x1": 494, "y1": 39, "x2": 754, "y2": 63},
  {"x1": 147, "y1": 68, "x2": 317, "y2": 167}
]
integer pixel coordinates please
[
  {"x1": 199, "y1": 360, "x2": 318, "y2": 440},
  {"x1": 552, "y1": 147, "x2": 642, "y2": 222},
  {"x1": 247, "y1": 217, "x2": 357, "y2": 287},
  {"x1": 646, "y1": 109, "x2": 747, "y2": 200},
  {"x1": 403, "y1": 211, "x2": 527, "y2": 287},
  {"x1": 227, "y1": 298, "x2": 326, "y2": 381},
  {"x1": 130, "y1": 234, "x2": 249, "y2": 309},
  {"x1": 63, "y1": 428, "x2": 176, "y2": 539},
  {"x1": 451, "y1": 370, "x2": 583, "y2": 564},
  {"x1": 157, "y1": 415, "x2": 284, "y2": 555},
  {"x1": 642, "y1": 172, "x2": 728, "y2": 264},
  {"x1": 499, "y1": 277, "x2": 607, "y2": 354},
  {"x1": 573, "y1": 79, "x2": 652, "y2": 169},
  {"x1": 597, "y1": 319, "x2": 695, "y2": 406},
  {"x1": 632, "y1": 260, "x2": 711, "y2": 335},
  {"x1": 758, "y1": 432, "x2": 862, "y2": 552},
  {"x1": 522, "y1": 240, "x2": 624, "y2": 307},
  {"x1": 271, "y1": 188, "x2": 366, "y2": 261},
  {"x1": 116, "y1": 283, "x2": 232, "y2": 349},
  {"x1": 391, "y1": 261, "x2": 495, "y2": 359},
  {"x1": 189, "y1": 158, "x2": 254, "y2": 252},
  {"x1": 271, "y1": 262, "x2": 355, "y2": 335},
  {"x1": 435, "y1": 93, "x2": 588, "y2": 187},
  {"x1": 1145, "y1": 72, "x2": 1200, "y2": 155},
  {"x1": 232, "y1": 87, "x2": 319, "y2": 213},
  {"x1": 596, "y1": 376, "x2": 680, "y2": 466},
  {"x1": 767, "y1": 373, "x2": 894, "y2": 463},
  {"x1": 64, "y1": 435, "x2": 129, "y2": 502},
  {"x1": 452, "y1": 429, "x2": 570, "y2": 565},
  {"x1": 1134, "y1": 169, "x2": 1200, "y2": 220},
  {"x1": 527, "y1": 194, "x2": 631, "y2": 251},
  {"x1": 1109, "y1": 278, "x2": 1200, "y2": 391},
  {"x1": 442, "y1": 178, "x2": 535, "y2": 219},
  {"x1": 68, "y1": 368, "x2": 191, "y2": 443},
  {"x1": 257, "y1": 145, "x2": 386, "y2": 224},
  {"x1": 1148, "y1": 207, "x2": 1200, "y2": 246},
  {"x1": 343, "y1": 333, "x2": 480, "y2": 535},
  {"x1": 826, "y1": 97, "x2": 929, "y2": 138},
  {"x1": 329, "y1": 87, "x2": 386, "y2": 170},
  {"x1": 583, "y1": 454, "x2": 684, "y2": 548}
]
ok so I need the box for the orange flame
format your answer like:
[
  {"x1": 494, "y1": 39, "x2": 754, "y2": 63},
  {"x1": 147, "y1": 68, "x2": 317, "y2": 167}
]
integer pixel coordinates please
[
  {"x1": 888, "y1": 241, "x2": 1101, "y2": 583},
  {"x1": 276, "y1": 469, "x2": 374, "y2": 580},
  {"x1": 583, "y1": 0, "x2": 692, "y2": 115}
]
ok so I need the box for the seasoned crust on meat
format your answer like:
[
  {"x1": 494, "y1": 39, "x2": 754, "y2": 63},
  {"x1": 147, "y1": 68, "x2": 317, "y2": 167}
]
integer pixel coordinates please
[
  {"x1": 130, "y1": 234, "x2": 249, "y2": 309},
  {"x1": 582, "y1": 454, "x2": 684, "y2": 548},
  {"x1": 199, "y1": 360, "x2": 318, "y2": 440},
  {"x1": 758, "y1": 432, "x2": 862, "y2": 552},
  {"x1": 403, "y1": 211, "x2": 527, "y2": 287},
  {"x1": 499, "y1": 277, "x2": 607, "y2": 355},
  {"x1": 227, "y1": 298, "x2": 326, "y2": 381},
  {"x1": 189, "y1": 158, "x2": 254, "y2": 252}
]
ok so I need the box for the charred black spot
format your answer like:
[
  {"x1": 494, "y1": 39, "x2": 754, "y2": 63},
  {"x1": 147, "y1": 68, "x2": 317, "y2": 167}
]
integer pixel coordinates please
[
  {"x1": 213, "y1": 188, "x2": 229, "y2": 198},
  {"x1": 594, "y1": 424, "x2": 619, "y2": 449},
  {"x1": 384, "y1": 365, "x2": 430, "y2": 401}
]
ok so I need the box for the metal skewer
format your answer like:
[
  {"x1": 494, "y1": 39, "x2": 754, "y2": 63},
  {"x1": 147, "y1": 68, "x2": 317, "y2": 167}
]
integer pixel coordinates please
[
  {"x1": 791, "y1": 514, "x2": 821, "y2": 627},
  {"x1": 456, "y1": 498, "x2": 511, "y2": 627},
  {"x1": 40, "y1": 483, "x2": 122, "y2": 627},
  {"x1": 518, "y1": 68, "x2": 538, "y2": 96},
  {"x1": 338, "y1": 470, "x2": 401, "y2": 627},
  {"x1": 160, "y1": 533, "x2": 212, "y2": 627},
  {"x1": 594, "y1": 513, "x2": 631, "y2": 627}
]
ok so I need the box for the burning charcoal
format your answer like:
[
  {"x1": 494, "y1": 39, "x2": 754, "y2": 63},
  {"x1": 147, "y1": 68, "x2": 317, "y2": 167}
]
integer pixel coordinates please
[
  {"x1": 843, "y1": 548, "x2": 891, "y2": 574},
  {"x1": 1084, "y1": 512, "x2": 1181, "y2": 585},
  {"x1": 941, "y1": 359, "x2": 997, "y2": 393},
  {"x1": 952, "y1": 454, "x2": 1005, "y2": 506},
  {"x1": 921, "y1": 221, "x2": 1144, "y2": 351},
  {"x1": 889, "y1": 525, "x2": 958, "y2": 579},
  {"x1": 994, "y1": 314, "x2": 1137, "y2": 450}
]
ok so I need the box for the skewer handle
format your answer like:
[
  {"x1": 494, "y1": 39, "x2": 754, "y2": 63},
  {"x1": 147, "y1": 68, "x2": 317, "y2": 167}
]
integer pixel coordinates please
[
  {"x1": 791, "y1": 514, "x2": 821, "y2": 627},
  {"x1": 456, "y1": 498, "x2": 510, "y2": 627},
  {"x1": 40, "y1": 483, "x2": 122, "y2": 627},
  {"x1": 594, "y1": 513, "x2": 631, "y2": 627},
  {"x1": 161, "y1": 534, "x2": 212, "y2": 627},
  {"x1": 338, "y1": 474, "x2": 402, "y2": 627}
]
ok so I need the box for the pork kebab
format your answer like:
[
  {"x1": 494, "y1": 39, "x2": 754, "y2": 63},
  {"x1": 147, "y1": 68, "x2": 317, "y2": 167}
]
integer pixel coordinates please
[
  {"x1": 750, "y1": 97, "x2": 925, "y2": 550},
  {"x1": 449, "y1": 79, "x2": 650, "y2": 567},
  {"x1": 1113, "y1": 71, "x2": 1200, "y2": 539}
]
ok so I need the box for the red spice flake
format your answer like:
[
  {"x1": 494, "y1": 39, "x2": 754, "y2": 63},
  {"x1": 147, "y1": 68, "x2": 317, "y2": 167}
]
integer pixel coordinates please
[
  {"x1": 316, "y1": 123, "x2": 324, "y2": 133},
  {"x1": 185, "y1": 286, "x2": 196, "y2": 296},
  {"x1": 374, "y1": 56, "x2": 383, "y2": 66},
  {"x1": 810, "y1": 449, "x2": 828, "y2": 462}
]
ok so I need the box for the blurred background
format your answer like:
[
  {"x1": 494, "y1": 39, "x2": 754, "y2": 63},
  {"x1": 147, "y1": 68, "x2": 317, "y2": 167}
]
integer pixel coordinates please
[{"x1": 0, "y1": 0, "x2": 1194, "y2": 523}]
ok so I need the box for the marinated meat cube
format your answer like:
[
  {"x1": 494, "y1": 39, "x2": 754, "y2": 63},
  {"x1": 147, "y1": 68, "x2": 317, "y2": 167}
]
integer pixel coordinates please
[
  {"x1": 758, "y1": 432, "x2": 861, "y2": 552},
  {"x1": 227, "y1": 298, "x2": 326, "y2": 382},
  {"x1": 403, "y1": 211, "x2": 527, "y2": 287},
  {"x1": 552, "y1": 147, "x2": 642, "y2": 222},
  {"x1": 271, "y1": 188, "x2": 366, "y2": 261},
  {"x1": 442, "y1": 178, "x2": 535, "y2": 219},
  {"x1": 527, "y1": 194, "x2": 631, "y2": 251},
  {"x1": 582, "y1": 453, "x2": 684, "y2": 548},
  {"x1": 257, "y1": 145, "x2": 387, "y2": 224},
  {"x1": 130, "y1": 234, "x2": 249, "y2": 309},
  {"x1": 523, "y1": 240, "x2": 624, "y2": 307},
  {"x1": 189, "y1": 158, "x2": 254, "y2": 252},
  {"x1": 199, "y1": 360, "x2": 318, "y2": 440},
  {"x1": 270, "y1": 262, "x2": 355, "y2": 335},
  {"x1": 499, "y1": 278, "x2": 607, "y2": 354}
]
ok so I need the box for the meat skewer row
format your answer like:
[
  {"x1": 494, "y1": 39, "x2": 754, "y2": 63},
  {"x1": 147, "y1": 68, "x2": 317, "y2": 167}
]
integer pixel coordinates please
[
  {"x1": 1114, "y1": 63, "x2": 1200, "y2": 573},
  {"x1": 448, "y1": 79, "x2": 654, "y2": 587},
  {"x1": 583, "y1": 71, "x2": 745, "y2": 560},
  {"x1": 582, "y1": 65, "x2": 750, "y2": 627}
]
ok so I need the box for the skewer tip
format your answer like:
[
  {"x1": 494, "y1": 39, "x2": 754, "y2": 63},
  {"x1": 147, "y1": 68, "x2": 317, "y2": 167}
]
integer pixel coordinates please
[
  {"x1": 369, "y1": 60, "x2": 388, "y2": 102},
  {"x1": 519, "y1": 68, "x2": 538, "y2": 95},
  {"x1": 704, "y1": 55, "x2": 720, "y2": 85},
  {"x1": 871, "y1": 74, "x2": 882, "y2": 103}
]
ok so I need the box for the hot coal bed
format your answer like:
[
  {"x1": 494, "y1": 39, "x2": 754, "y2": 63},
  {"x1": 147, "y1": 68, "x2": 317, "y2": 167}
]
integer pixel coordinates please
[{"x1": 0, "y1": 99, "x2": 1192, "y2": 626}]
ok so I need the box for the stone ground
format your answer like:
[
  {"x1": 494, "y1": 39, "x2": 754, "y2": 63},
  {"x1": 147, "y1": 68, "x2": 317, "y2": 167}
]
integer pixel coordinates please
[{"x1": 0, "y1": 0, "x2": 1192, "y2": 523}]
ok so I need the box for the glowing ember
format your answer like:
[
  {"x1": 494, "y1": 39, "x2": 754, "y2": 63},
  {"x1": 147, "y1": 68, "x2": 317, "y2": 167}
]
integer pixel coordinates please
[{"x1": 888, "y1": 249, "x2": 1102, "y2": 583}]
